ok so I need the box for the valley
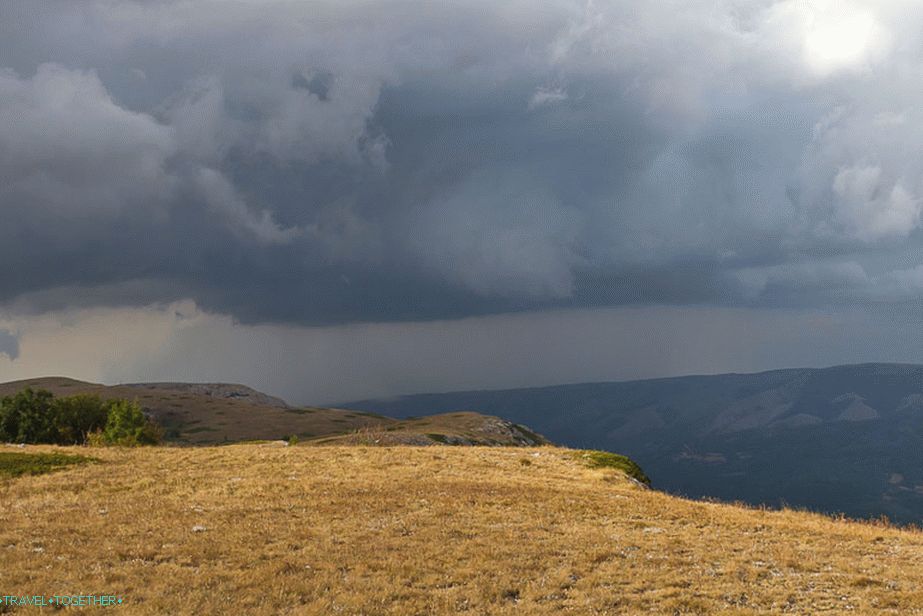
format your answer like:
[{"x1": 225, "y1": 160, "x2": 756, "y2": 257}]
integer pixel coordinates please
[{"x1": 347, "y1": 363, "x2": 923, "y2": 523}]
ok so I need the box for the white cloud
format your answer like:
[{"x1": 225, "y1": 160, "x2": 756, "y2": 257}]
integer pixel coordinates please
[
  {"x1": 831, "y1": 165, "x2": 920, "y2": 242},
  {"x1": 528, "y1": 86, "x2": 569, "y2": 110}
]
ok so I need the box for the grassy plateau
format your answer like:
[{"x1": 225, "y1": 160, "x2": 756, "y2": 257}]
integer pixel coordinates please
[{"x1": 3, "y1": 444, "x2": 923, "y2": 614}]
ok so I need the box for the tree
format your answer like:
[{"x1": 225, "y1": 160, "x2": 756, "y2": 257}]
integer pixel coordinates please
[
  {"x1": 52, "y1": 394, "x2": 108, "y2": 444},
  {"x1": 0, "y1": 388, "x2": 55, "y2": 443},
  {"x1": 101, "y1": 399, "x2": 162, "y2": 446},
  {"x1": 0, "y1": 388, "x2": 162, "y2": 446}
]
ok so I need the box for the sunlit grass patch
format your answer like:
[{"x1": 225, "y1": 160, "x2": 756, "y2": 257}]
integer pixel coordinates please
[{"x1": 3, "y1": 445, "x2": 923, "y2": 614}]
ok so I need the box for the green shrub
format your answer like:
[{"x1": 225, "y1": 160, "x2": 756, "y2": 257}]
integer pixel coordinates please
[
  {"x1": 100, "y1": 399, "x2": 162, "y2": 446},
  {"x1": 572, "y1": 449, "x2": 651, "y2": 486}
]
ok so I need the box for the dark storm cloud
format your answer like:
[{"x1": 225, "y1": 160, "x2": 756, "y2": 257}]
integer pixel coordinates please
[{"x1": 2, "y1": 1, "x2": 923, "y2": 325}]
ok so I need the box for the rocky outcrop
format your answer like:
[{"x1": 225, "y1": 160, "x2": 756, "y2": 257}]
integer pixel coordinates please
[{"x1": 121, "y1": 382, "x2": 290, "y2": 409}]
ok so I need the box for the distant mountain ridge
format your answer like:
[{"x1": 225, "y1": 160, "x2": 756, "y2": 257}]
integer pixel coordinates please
[{"x1": 345, "y1": 363, "x2": 923, "y2": 523}]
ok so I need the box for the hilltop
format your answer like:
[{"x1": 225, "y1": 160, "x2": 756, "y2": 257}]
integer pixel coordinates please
[
  {"x1": 0, "y1": 377, "x2": 547, "y2": 448},
  {"x1": 2, "y1": 444, "x2": 922, "y2": 614},
  {"x1": 347, "y1": 363, "x2": 923, "y2": 523}
]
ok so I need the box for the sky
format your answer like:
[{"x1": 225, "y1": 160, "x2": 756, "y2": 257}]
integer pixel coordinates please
[{"x1": 2, "y1": 0, "x2": 923, "y2": 404}]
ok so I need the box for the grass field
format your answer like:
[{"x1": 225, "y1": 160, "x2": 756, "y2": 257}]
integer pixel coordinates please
[{"x1": 3, "y1": 444, "x2": 923, "y2": 614}]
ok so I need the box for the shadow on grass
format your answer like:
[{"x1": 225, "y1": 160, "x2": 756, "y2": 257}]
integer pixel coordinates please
[{"x1": 0, "y1": 451, "x2": 98, "y2": 479}]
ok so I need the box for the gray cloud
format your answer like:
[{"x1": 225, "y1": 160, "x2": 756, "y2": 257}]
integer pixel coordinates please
[
  {"x1": 2, "y1": 1, "x2": 923, "y2": 326},
  {"x1": 0, "y1": 329, "x2": 18, "y2": 361}
]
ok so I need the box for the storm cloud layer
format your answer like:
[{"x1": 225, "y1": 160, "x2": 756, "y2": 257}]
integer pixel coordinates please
[{"x1": 3, "y1": 0, "x2": 923, "y2": 326}]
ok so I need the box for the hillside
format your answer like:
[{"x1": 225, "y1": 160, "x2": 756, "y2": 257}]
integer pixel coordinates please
[
  {"x1": 0, "y1": 378, "x2": 546, "y2": 447},
  {"x1": 346, "y1": 363, "x2": 923, "y2": 524},
  {"x1": 308, "y1": 411, "x2": 548, "y2": 447},
  {"x1": 2, "y1": 444, "x2": 922, "y2": 614}
]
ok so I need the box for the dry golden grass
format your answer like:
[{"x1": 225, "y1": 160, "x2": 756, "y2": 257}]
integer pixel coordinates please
[{"x1": 3, "y1": 444, "x2": 923, "y2": 614}]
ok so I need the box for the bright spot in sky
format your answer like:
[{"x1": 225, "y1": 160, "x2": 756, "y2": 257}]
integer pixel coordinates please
[{"x1": 802, "y1": 7, "x2": 885, "y2": 74}]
